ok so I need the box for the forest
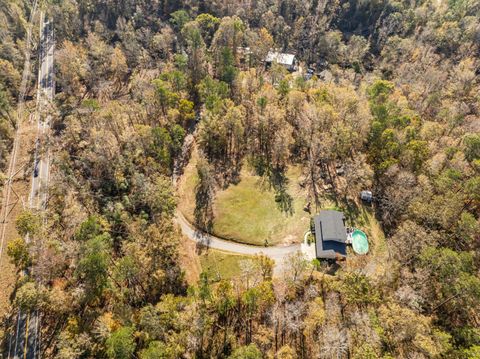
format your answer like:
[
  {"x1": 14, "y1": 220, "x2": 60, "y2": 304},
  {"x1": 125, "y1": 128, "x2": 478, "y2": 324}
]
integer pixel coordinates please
[{"x1": 0, "y1": 0, "x2": 479, "y2": 358}]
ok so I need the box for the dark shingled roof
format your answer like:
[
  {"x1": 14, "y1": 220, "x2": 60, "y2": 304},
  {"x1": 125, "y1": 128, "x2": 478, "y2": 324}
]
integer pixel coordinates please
[{"x1": 313, "y1": 210, "x2": 347, "y2": 259}]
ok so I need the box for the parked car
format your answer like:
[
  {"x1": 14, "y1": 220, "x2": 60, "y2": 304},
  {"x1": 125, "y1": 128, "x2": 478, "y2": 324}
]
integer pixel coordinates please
[{"x1": 33, "y1": 159, "x2": 39, "y2": 177}]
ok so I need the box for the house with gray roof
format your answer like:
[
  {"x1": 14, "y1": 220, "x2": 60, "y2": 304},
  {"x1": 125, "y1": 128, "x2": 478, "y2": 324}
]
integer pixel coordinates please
[{"x1": 312, "y1": 210, "x2": 347, "y2": 260}]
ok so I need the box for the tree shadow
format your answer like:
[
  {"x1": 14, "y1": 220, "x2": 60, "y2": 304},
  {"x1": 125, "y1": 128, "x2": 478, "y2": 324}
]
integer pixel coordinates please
[
  {"x1": 217, "y1": 160, "x2": 242, "y2": 189},
  {"x1": 324, "y1": 260, "x2": 342, "y2": 275},
  {"x1": 251, "y1": 159, "x2": 294, "y2": 216},
  {"x1": 193, "y1": 201, "x2": 214, "y2": 255},
  {"x1": 194, "y1": 190, "x2": 215, "y2": 234},
  {"x1": 274, "y1": 187, "x2": 294, "y2": 215},
  {"x1": 324, "y1": 191, "x2": 361, "y2": 217},
  {"x1": 193, "y1": 156, "x2": 216, "y2": 240},
  {"x1": 340, "y1": 195, "x2": 363, "y2": 226},
  {"x1": 194, "y1": 230, "x2": 211, "y2": 255}
]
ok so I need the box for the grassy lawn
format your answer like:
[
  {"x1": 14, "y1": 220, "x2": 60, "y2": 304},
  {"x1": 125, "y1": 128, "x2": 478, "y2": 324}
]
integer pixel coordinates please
[
  {"x1": 177, "y1": 147, "x2": 386, "y2": 271},
  {"x1": 177, "y1": 148, "x2": 309, "y2": 246},
  {"x1": 200, "y1": 249, "x2": 252, "y2": 281}
]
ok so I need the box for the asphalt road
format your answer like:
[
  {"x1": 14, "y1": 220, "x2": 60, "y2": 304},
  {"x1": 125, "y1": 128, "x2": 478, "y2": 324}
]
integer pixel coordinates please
[
  {"x1": 8, "y1": 11, "x2": 53, "y2": 359},
  {"x1": 30, "y1": 14, "x2": 53, "y2": 211}
]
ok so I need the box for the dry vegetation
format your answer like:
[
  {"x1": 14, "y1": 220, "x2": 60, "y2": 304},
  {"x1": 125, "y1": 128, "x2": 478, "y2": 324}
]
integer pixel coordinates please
[
  {"x1": 0, "y1": 0, "x2": 478, "y2": 358},
  {"x1": 178, "y1": 147, "x2": 309, "y2": 245}
]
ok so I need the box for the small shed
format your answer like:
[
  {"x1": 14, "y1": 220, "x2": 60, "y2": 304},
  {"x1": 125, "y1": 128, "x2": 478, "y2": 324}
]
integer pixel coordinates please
[
  {"x1": 312, "y1": 210, "x2": 347, "y2": 260},
  {"x1": 360, "y1": 190, "x2": 373, "y2": 203},
  {"x1": 265, "y1": 51, "x2": 297, "y2": 72}
]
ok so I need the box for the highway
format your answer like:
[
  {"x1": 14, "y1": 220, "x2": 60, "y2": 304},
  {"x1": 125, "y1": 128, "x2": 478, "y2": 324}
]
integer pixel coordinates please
[
  {"x1": 7, "y1": 11, "x2": 54, "y2": 359},
  {"x1": 30, "y1": 11, "x2": 53, "y2": 212}
]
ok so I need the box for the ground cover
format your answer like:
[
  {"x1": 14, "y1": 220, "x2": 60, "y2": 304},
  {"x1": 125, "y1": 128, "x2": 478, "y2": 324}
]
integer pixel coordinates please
[
  {"x1": 199, "y1": 249, "x2": 252, "y2": 281},
  {"x1": 177, "y1": 148, "x2": 309, "y2": 246}
]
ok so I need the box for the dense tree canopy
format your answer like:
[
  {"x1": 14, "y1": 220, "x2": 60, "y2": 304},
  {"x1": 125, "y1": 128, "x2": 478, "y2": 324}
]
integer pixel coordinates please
[{"x1": 1, "y1": 0, "x2": 479, "y2": 357}]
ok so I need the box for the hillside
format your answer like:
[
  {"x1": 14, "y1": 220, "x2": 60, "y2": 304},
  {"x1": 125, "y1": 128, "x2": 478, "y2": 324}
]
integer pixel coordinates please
[{"x1": 0, "y1": 0, "x2": 479, "y2": 358}]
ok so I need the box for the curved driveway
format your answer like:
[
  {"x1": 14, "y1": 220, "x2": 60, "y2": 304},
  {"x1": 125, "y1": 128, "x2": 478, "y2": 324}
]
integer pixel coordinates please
[{"x1": 175, "y1": 211, "x2": 301, "y2": 263}]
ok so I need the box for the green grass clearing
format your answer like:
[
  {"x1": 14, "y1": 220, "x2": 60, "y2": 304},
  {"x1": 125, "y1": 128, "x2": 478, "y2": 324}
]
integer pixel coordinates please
[
  {"x1": 177, "y1": 148, "x2": 309, "y2": 246},
  {"x1": 199, "y1": 249, "x2": 252, "y2": 281},
  {"x1": 177, "y1": 147, "x2": 386, "y2": 272}
]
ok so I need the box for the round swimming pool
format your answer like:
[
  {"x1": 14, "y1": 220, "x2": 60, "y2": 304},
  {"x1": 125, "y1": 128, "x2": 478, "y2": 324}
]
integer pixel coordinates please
[{"x1": 352, "y1": 229, "x2": 369, "y2": 255}]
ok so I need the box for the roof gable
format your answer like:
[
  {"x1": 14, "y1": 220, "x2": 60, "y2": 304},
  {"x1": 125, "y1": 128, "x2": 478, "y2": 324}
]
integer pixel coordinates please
[{"x1": 313, "y1": 210, "x2": 347, "y2": 259}]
